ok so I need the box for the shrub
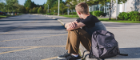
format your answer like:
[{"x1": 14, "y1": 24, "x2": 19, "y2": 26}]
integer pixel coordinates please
[
  {"x1": 32, "y1": 7, "x2": 38, "y2": 13},
  {"x1": 50, "y1": 12, "x2": 54, "y2": 15},
  {"x1": 128, "y1": 11, "x2": 140, "y2": 21},
  {"x1": 118, "y1": 12, "x2": 126, "y2": 20},
  {"x1": 47, "y1": 13, "x2": 50, "y2": 15},
  {"x1": 69, "y1": 12, "x2": 77, "y2": 15},
  {"x1": 91, "y1": 11, "x2": 104, "y2": 17},
  {"x1": 37, "y1": 7, "x2": 43, "y2": 13},
  {"x1": 29, "y1": 9, "x2": 32, "y2": 13},
  {"x1": 90, "y1": 12, "x2": 92, "y2": 15},
  {"x1": 124, "y1": 13, "x2": 129, "y2": 20}
]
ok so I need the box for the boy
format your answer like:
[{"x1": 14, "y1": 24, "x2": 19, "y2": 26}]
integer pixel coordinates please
[{"x1": 58, "y1": 2, "x2": 106, "y2": 60}]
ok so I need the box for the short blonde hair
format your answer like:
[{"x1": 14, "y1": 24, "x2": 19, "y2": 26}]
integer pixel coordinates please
[{"x1": 75, "y1": 2, "x2": 89, "y2": 14}]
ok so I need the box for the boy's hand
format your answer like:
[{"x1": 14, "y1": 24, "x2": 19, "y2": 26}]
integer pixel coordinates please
[
  {"x1": 65, "y1": 21, "x2": 85, "y2": 31},
  {"x1": 69, "y1": 22, "x2": 77, "y2": 28}
]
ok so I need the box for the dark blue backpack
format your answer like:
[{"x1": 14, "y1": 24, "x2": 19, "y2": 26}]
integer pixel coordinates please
[{"x1": 89, "y1": 30, "x2": 128, "y2": 60}]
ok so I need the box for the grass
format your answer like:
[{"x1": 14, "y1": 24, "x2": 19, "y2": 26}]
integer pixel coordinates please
[
  {"x1": 0, "y1": 15, "x2": 7, "y2": 18},
  {"x1": 98, "y1": 18, "x2": 140, "y2": 23},
  {"x1": 17, "y1": 13, "x2": 23, "y2": 16},
  {"x1": 60, "y1": 15, "x2": 140, "y2": 23},
  {"x1": 0, "y1": 13, "x2": 23, "y2": 19}
]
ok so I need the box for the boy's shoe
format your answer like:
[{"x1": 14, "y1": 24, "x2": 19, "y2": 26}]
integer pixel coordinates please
[
  {"x1": 66, "y1": 55, "x2": 81, "y2": 60},
  {"x1": 58, "y1": 51, "x2": 71, "y2": 59}
]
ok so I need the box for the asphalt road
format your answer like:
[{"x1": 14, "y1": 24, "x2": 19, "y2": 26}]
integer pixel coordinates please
[{"x1": 0, "y1": 14, "x2": 68, "y2": 60}]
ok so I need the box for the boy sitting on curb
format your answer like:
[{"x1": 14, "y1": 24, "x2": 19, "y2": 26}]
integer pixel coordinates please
[{"x1": 58, "y1": 2, "x2": 106, "y2": 60}]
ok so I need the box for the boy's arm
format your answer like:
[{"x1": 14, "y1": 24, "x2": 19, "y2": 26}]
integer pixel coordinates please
[
  {"x1": 65, "y1": 21, "x2": 77, "y2": 28},
  {"x1": 65, "y1": 21, "x2": 85, "y2": 31}
]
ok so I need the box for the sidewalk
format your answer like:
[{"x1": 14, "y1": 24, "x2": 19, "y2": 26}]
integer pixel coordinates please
[{"x1": 46, "y1": 15, "x2": 140, "y2": 60}]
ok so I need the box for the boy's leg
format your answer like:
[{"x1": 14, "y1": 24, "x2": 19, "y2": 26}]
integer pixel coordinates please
[{"x1": 65, "y1": 28, "x2": 91, "y2": 54}]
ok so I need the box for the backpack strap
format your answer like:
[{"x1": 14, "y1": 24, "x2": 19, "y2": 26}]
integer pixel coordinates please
[
  {"x1": 81, "y1": 50, "x2": 88, "y2": 58},
  {"x1": 119, "y1": 53, "x2": 128, "y2": 56}
]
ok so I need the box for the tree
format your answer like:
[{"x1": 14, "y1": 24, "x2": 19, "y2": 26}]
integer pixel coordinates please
[
  {"x1": 37, "y1": 7, "x2": 43, "y2": 13},
  {"x1": 60, "y1": 3, "x2": 67, "y2": 15},
  {"x1": 25, "y1": 7, "x2": 30, "y2": 13},
  {"x1": 44, "y1": 0, "x2": 63, "y2": 10},
  {"x1": 29, "y1": 9, "x2": 32, "y2": 13},
  {"x1": 19, "y1": 5, "x2": 26, "y2": 13},
  {"x1": 24, "y1": 0, "x2": 36, "y2": 8},
  {"x1": 0, "y1": 2, "x2": 5, "y2": 11},
  {"x1": 44, "y1": 0, "x2": 66, "y2": 14},
  {"x1": 43, "y1": 9, "x2": 46, "y2": 14},
  {"x1": 5, "y1": 0, "x2": 18, "y2": 12},
  {"x1": 32, "y1": 7, "x2": 38, "y2": 13}
]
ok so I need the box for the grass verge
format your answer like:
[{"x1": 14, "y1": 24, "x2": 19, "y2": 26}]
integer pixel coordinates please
[
  {"x1": 0, "y1": 15, "x2": 8, "y2": 18},
  {"x1": 0, "y1": 13, "x2": 23, "y2": 19},
  {"x1": 60, "y1": 15, "x2": 79, "y2": 18},
  {"x1": 99, "y1": 18, "x2": 140, "y2": 23}
]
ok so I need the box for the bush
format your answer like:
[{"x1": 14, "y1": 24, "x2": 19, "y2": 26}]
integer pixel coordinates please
[
  {"x1": 50, "y1": 12, "x2": 54, "y2": 15},
  {"x1": 118, "y1": 12, "x2": 125, "y2": 20},
  {"x1": 91, "y1": 11, "x2": 104, "y2": 17},
  {"x1": 124, "y1": 13, "x2": 129, "y2": 20},
  {"x1": 32, "y1": 7, "x2": 38, "y2": 13},
  {"x1": 47, "y1": 13, "x2": 50, "y2": 15},
  {"x1": 128, "y1": 11, "x2": 140, "y2": 21},
  {"x1": 90, "y1": 12, "x2": 92, "y2": 15},
  {"x1": 69, "y1": 12, "x2": 77, "y2": 15},
  {"x1": 37, "y1": 7, "x2": 43, "y2": 13},
  {"x1": 29, "y1": 9, "x2": 32, "y2": 13}
]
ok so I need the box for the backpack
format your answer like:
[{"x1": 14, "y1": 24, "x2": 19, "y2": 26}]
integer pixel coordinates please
[{"x1": 89, "y1": 30, "x2": 128, "y2": 59}]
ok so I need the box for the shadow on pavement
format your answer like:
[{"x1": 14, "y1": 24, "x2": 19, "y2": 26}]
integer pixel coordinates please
[
  {"x1": 0, "y1": 19, "x2": 57, "y2": 21},
  {"x1": 0, "y1": 26, "x2": 65, "y2": 32},
  {"x1": 84, "y1": 47, "x2": 140, "y2": 59},
  {"x1": 116, "y1": 47, "x2": 140, "y2": 59},
  {"x1": 103, "y1": 23, "x2": 140, "y2": 27}
]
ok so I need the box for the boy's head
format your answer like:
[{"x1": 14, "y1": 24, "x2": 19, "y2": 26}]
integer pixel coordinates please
[{"x1": 75, "y1": 2, "x2": 89, "y2": 18}]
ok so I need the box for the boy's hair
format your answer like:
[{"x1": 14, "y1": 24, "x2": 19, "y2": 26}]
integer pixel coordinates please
[{"x1": 75, "y1": 2, "x2": 89, "y2": 14}]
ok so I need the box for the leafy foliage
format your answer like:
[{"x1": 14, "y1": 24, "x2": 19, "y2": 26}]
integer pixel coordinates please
[
  {"x1": 37, "y1": 7, "x2": 43, "y2": 13},
  {"x1": 32, "y1": 7, "x2": 37, "y2": 13},
  {"x1": 118, "y1": 12, "x2": 126, "y2": 20},
  {"x1": 29, "y1": 9, "x2": 32, "y2": 13},
  {"x1": 91, "y1": 11, "x2": 104, "y2": 17},
  {"x1": 124, "y1": 13, "x2": 129, "y2": 20},
  {"x1": 128, "y1": 11, "x2": 140, "y2": 21},
  {"x1": 44, "y1": 0, "x2": 67, "y2": 15},
  {"x1": 118, "y1": 11, "x2": 140, "y2": 21},
  {"x1": 25, "y1": 7, "x2": 29, "y2": 13},
  {"x1": 24, "y1": 0, "x2": 36, "y2": 8}
]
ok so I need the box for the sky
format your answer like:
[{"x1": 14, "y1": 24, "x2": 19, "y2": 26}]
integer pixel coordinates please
[{"x1": 18, "y1": 0, "x2": 66, "y2": 5}]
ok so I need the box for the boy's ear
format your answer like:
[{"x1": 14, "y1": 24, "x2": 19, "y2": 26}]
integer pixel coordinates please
[{"x1": 77, "y1": 11, "x2": 81, "y2": 15}]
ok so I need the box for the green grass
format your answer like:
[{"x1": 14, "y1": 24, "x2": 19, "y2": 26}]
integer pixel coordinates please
[
  {"x1": 98, "y1": 18, "x2": 140, "y2": 23},
  {"x1": 60, "y1": 15, "x2": 79, "y2": 18},
  {"x1": 17, "y1": 13, "x2": 23, "y2": 16},
  {"x1": 0, "y1": 15, "x2": 7, "y2": 18},
  {"x1": 0, "y1": 13, "x2": 23, "y2": 19}
]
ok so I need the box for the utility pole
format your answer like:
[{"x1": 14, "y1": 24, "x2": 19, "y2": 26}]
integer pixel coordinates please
[
  {"x1": 116, "y1": 0, "x2": 118, "y2": 20},
  {"x1": 99, "y1": 4, "x2": 100, "y2": 11},
  {"x1": 46, "y1": 4, "x2": 49, "y2": 14},
  {"x1": 58, "y1": 0, "x2": 60, "y2": 16},
  {"x1": 109, "y1": 0, "x2": 112, "y2": 20},
  {"x1": 104, "y1": 3, "x2": 106, "y2": 13}
]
